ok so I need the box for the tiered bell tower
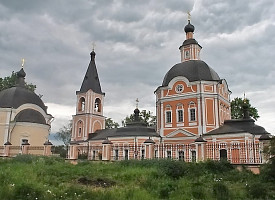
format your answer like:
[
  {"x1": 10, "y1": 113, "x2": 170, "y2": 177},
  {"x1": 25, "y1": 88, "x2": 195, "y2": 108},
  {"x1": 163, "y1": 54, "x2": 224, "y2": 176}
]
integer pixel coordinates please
[{"x1": 71, "y1": 50, "x2": 105, "y2": 142}]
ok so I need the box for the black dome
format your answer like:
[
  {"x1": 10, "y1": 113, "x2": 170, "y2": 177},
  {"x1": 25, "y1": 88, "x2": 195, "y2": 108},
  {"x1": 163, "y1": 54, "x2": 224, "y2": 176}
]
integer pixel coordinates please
[
  {"x1": 0, "y1": 87, "x2": 47, "y2": 112},
  {"x1": 15, "y1": 109, "x2": 46, "y2": 124},
  {"x1": 184, "y1": 21, "x2": 195, "y2": 33},
  {"x1": 162, "y1": 60, "x2": 220, "y2": 86}
]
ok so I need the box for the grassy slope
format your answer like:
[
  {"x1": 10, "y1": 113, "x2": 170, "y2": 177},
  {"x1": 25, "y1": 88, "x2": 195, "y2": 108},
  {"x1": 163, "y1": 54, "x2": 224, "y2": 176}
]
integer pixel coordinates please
[{"x1": 0, "y1": 155, "x2": 274, "y2": 200}]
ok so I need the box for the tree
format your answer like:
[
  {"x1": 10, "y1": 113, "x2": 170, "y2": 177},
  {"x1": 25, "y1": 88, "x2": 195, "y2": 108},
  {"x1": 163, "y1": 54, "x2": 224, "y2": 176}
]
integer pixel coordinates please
[
  {"x1": 105, "y1": 118, "x2": 119, "y2": 129},
  {"x1": 54, "y1": 121, "x2": 72, "y2": 146},
  {"x1": 0, "y1": 71, "x2": 36, "y2": 92},
  {"x1": 122, "y1": 110, "x2": 156, "y2": 127},
  {"x1": 230, "y1": 97, "x2": 259, "y2": 120}
]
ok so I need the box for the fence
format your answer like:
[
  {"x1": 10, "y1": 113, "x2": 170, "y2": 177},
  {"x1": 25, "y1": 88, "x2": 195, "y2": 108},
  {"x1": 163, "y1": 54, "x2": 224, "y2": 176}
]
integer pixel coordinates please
[{"x1": 86, "y1": 142, "x2": 263, "y2": 164}]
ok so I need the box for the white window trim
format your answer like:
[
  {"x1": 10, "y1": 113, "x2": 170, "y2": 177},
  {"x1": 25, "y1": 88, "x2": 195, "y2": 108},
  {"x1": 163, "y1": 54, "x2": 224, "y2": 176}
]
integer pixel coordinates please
[
  {"x1": 188, "y1": 107, "x2": 197, "y2": 122},
  {"x1": 176, "y1": 109, "x2": 184, "y2": 123},
  {"x1": 175, "y1": 84, "x2": 184, "y2": 93},
  {"x1": 165, "y1": 110, "x2": 172, "y2": 124}
]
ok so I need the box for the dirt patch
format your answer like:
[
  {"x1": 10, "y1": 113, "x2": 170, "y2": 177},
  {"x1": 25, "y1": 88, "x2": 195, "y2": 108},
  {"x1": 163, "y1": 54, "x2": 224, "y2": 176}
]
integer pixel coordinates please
[{"x1": 78, "y1": 177, "x2": 116, "y2": 188}]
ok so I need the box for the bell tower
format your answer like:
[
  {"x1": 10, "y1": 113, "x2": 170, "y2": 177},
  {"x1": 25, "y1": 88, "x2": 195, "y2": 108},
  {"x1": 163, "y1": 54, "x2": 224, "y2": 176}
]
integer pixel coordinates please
[{"x1": 71, "y1": 50, "x2": 105, "y2": 142}]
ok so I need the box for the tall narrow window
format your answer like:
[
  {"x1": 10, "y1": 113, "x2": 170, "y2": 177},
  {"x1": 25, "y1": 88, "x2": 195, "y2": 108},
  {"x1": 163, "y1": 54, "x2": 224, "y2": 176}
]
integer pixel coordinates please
[
  {"x1": 124, "y1": 149, "x2": 129, "y2": 160},
  {"x1": 78, "y1": 127, "x2": 82, "y2": 137},
  {"x1": 114, "y1": 149, "x2": 119, "y2": 160},
  {"x1": 77, "y1": 121, "x2": 83, "y2": 137},
  {"x1": 188, "y1": 101, "x2": 196, "y2": 122},
  {"x1": 178, "y1": 151, "x2": 184, "y2": 161},
  {"x1": 167, "y1": 150, "x2": 172, "y2": 159},
  {"x1": 191, "y1": 151, "x2": 196, "y2": 162},
  {"x1": 141, "y1": 149, "x2": 145, "y2": 159},
  {"x1": 166, "y1": 111, "x2": 172, "y2": 123},
  {"x1": 190, "y1": 108, "x2": 196, "y2": 121},
  {"x1": 178, "y1": 110, "x2": 183, "y2": 122}
]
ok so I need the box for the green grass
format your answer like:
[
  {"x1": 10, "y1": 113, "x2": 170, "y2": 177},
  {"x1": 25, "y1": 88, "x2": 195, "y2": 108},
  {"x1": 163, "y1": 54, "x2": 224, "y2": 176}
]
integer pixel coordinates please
[{"x1": 0, "y1": 155, "x2": 274, "y2": 199}]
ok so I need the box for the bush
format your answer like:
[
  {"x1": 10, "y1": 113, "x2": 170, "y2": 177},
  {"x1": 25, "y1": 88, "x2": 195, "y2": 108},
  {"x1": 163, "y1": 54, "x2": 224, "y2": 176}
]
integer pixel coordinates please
[
  {"x1": 12, "y1": 183, "x2": 44, "y2": 200},
  {"x1": 213, "y1": 182, "x2": 230, "y2": 200},
  {"x1": 13, "y1": 154, "x2": 38, "y2": 163},
  {"x1": 205, "y1": 159, "x2": 233, "y2": 174},
  {"x1": 246, "y1": 182, "x2": 268, "y2": 199},
  {"x1": 192, "y1": 183, "x2": 206, "y2": 199},
  {"x1": 159, "y1": 160, "x2": 187, "y2": 179}
]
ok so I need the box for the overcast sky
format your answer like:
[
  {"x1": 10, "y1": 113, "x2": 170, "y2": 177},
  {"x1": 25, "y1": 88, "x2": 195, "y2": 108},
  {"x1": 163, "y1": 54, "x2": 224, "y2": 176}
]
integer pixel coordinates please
[{"x1": 0, "y1": 0, "x2": 274, "y2": 135}]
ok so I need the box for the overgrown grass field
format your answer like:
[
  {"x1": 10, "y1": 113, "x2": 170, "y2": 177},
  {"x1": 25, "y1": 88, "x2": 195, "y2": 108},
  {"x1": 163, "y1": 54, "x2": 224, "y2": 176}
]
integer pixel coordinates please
[{"x1": 0, "y1": 155, "x2": 274, "y2": 199}]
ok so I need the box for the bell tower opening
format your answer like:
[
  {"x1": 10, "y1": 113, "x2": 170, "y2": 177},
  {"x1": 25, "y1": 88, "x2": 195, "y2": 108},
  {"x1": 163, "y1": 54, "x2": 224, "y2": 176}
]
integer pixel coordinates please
[
  {"x1": 94, "y1": 98, "x2": 101, "y2": 112},
  {"x1": 78, "y1": 97, "x2": 85, "y2": 112}
]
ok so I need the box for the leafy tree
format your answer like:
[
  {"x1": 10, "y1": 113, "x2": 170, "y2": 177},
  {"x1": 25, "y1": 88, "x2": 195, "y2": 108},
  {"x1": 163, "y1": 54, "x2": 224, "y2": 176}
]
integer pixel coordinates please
[
  {"x1": 105, "y1": 118, "x2": 119, "y2": 129},
  {"x1": 0, "y1": 71, "x2": 36, "y2": 92},
  {"x1": 122, "y1": 110, "x2": 156, "y2": 127},
  {"x1": 230, "y1": 97, "x2": 259, "y2": 120},
  {"x1": 54, "y1": 121, "x2": 72, "y2": 146}
]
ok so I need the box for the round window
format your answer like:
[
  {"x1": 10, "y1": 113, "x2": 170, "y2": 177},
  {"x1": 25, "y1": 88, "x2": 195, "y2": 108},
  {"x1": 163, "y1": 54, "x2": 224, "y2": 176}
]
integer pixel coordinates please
[{"x1": 175, "y1": 84, "x2": 184, "y2": 93}]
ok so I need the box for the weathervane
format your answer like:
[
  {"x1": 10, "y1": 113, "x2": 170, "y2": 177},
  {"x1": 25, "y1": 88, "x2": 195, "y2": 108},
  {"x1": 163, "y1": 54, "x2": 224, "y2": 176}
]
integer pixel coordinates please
[
  {"x1": 136, "y1": 98, "x2": 139, "y2": 109},
  {"x1": 92, "y1": 42, "x2": 96, "y2": 51},
  {"x1": 21, "y1": 58, "x2": 25, "y2": 68}
]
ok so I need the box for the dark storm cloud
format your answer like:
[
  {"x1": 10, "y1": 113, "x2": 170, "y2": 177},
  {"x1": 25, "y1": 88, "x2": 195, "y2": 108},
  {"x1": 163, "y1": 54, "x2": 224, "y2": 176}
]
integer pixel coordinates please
[{"x1": 0, "y1": 0, "x2": 274, "y2": 133}]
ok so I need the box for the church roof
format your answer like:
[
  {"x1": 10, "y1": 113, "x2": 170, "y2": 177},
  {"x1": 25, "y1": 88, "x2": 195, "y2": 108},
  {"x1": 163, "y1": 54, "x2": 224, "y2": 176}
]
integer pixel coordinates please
[
  {"x1": 205, "y1": 118, "x2": 270, "y2": 136},
  {"x1": 89, "y1": 108, "x2": 158, "y2": 141},
  {"x1": 0, "y1": 68, "x2": 47, "y2": 112},
  {"x1": 162, "y1": 60, "x2": 220, "y2": 86},
  {"x1": 15, "y1": 109, "x2": 46, "y2": 124},
  {"x1": 78, "y1": 51, "x2": 103, "y2": 94}
]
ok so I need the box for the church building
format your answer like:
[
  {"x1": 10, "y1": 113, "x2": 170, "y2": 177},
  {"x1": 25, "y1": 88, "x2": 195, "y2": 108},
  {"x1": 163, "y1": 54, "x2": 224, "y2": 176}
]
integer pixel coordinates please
[
  {"x1": 0, "y1": 66, "x2": 53, "y2": 156},
  {"x1": 68, "y1": 18, "x2": 271, "y2": 165}
]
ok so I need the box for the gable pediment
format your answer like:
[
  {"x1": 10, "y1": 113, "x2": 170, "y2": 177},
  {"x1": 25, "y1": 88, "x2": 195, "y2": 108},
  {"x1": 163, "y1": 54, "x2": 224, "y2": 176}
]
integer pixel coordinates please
[{"x1": 166, "y1": 128, "x2": 197, "y2": 138}]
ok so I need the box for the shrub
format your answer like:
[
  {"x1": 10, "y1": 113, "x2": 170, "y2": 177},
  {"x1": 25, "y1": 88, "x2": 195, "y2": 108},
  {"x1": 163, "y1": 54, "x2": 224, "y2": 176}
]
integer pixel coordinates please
[
  {"x1": 12, "y1": 183, "x2": 44, "y2": 200},
  {"x1": 246, "y1": 182, "x2": 268, "y2": 199},
  {"x1": 213, "y1": 182, "x2": 230, "y2": 200},
  {"x1": 159, "y1": 160, "x2": 187, "y2": 179},
  {"x1": 205, "y1": 159, "x2": 233, "y2": 174},
  {"x1": 192, "y1": 183, "x2": 206, "y2": 199},
  {"x1": 13, "y1": 154, "x2": 37, "y2": 163}
]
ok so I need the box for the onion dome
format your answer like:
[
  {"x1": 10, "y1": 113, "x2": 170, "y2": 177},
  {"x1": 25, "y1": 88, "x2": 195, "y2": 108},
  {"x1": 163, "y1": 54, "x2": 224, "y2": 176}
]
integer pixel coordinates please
[
  {"x1": 144, "y1": 138, "x2": 155, "y2": 144},
  {"x1": 162, "y1": 60, "x2": 220, "y2": 86},
  {"x1": 43, "y1": 140, "x2": 53, "y2": 145},
  {"x1": 102, "y1": 139, "x2": 113, "y2": 144},
  {"x1": 184, "y1": 20, "x2": 195, "y2": 33},
  {"x1": 195, "y1": 136, "x2": 207, "y2": 143},
  {"x1": 15, "y1": 109, "x2": 46, "y2": 124},
  {"x1": 0, "y1": 69, "x2": 47, "y2": 112}
]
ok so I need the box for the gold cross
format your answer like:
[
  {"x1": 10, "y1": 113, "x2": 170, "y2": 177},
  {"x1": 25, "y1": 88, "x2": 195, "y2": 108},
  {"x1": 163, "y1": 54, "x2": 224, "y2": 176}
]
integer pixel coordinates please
[
  {"x1": 92, "y1": 42, "x2": 96, "y2": 51},
  {"x1": 21, "y1": 58, "x2": 25, "y2": 68},
  {"x1": 136, "y1": 98, "x2": 139, "y2": 108},
  {"x1": 187, "y1": 11, "x2": 191, "y2": 21}
]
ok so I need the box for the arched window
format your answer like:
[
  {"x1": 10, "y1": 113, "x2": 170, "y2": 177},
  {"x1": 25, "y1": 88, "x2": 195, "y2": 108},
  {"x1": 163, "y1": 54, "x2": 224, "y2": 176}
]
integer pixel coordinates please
[
  {"x1": 94, "y1": 98, "x2": 101, "y2": 112},
  {"x1": 77, "y1": 120, "x2": 83, "y2": 137},
  {"x1": 188, "y1": 101, "x2": 196, "y2": 121},
  {"x1": 165, "y1": 105, "x2": 172, "y2": 124},
  {"x1": 78, "y1": 97, "x2": 85, "y2": 112}
]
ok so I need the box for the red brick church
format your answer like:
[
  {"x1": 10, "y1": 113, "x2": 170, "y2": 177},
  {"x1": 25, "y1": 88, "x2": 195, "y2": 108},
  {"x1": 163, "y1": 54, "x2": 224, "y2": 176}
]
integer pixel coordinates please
[{"x1": 68, "y1": 18, "x2": 271, "y2": 165}]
